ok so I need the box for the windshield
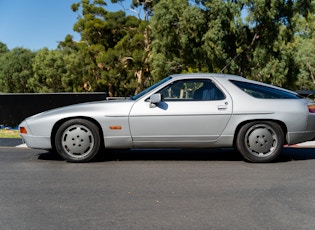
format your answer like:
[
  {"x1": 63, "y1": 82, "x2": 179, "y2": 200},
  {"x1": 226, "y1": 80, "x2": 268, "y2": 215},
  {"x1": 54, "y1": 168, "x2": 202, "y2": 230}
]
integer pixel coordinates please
[{"x1": 131, "y1": 76, "x2": 172, "y2": 100}]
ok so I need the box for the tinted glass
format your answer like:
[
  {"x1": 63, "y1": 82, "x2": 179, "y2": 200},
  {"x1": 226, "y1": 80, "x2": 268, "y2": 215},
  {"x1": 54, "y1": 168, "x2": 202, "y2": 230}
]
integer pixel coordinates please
[
  {"x1": 158, "y1": 79, "x2": 225, "y2": 101},
  {"x1": 231, "y1": 80, "x2": 301, "y2": 99}
]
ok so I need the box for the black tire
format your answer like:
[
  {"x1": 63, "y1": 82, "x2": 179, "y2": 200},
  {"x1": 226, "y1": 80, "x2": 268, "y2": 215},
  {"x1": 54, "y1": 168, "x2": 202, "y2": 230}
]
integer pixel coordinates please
[
  {"x1": 236, "y1": 121, "x2": 284, "y2": 163},
  {"x1": 55, "y1": 119, "x2": 101, "y2": 163}
]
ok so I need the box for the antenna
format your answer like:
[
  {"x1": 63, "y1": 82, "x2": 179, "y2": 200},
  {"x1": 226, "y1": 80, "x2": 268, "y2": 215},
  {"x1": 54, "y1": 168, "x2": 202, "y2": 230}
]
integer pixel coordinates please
[
  {"x1": 220, "y1": 52, "x2": 243, "y2": 73},
  {"x1": 220, "y1": 33, "x2": 259, "y2": 74}
]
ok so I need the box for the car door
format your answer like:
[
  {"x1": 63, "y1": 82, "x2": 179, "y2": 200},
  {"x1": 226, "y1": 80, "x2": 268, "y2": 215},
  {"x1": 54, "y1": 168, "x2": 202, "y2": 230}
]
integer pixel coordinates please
[{"x1": 129, "y1": 78, "x2": 233, "y2": 148}]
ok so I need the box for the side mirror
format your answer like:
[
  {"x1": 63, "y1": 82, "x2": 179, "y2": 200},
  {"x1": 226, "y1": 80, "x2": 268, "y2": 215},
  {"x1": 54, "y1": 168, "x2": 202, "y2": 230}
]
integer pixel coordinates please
[{"x1": 149, "y1": 93, "x2": 162, "y2": 108}]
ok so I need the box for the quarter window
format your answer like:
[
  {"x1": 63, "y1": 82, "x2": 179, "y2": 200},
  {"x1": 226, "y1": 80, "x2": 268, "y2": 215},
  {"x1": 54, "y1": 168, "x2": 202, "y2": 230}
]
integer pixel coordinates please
[{"x1": 231, "y1": 80, "x2": 301, "y2": 99}]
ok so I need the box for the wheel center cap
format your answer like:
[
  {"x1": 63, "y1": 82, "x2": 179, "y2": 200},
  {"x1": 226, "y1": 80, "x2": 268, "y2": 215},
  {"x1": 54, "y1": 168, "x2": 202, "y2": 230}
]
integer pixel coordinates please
[{"x1": 258, "y1": 137, "x2": 265, "y2": 145}]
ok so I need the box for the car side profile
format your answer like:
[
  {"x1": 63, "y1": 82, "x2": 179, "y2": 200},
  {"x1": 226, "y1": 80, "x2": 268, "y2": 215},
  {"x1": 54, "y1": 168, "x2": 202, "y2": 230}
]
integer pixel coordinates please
[{"x1": 19, "y1": 73, "x2": 315, "y2": 163}]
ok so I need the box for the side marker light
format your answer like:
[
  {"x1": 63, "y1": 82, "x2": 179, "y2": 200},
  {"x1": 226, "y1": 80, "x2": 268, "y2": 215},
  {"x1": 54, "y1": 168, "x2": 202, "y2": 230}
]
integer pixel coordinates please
[
  {"x1": 109, "y1": 126, "x2": 122, "y2": 130},
  {"x1": 308, "y1": 104, "x2": 315, "y2": 113},
  {"x1": 19, "y1": 127, "x2": 28, "y2": 134}
]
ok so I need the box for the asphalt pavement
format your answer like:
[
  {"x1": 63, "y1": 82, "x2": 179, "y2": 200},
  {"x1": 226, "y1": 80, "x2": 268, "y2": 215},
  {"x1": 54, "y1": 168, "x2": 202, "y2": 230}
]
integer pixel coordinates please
[
  {"x1": 0, "y1": 138, "x2": 23, "y2": 147},
  {"x1": 1, "y1": 147, "x2": 315, "y2": 229}
]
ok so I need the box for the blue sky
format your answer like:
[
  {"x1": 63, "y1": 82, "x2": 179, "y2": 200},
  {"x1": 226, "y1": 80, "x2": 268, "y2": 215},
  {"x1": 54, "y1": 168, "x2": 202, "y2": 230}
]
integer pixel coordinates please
[{"x1": 0, "y1": 0, "x2": 134, "y2": 51}]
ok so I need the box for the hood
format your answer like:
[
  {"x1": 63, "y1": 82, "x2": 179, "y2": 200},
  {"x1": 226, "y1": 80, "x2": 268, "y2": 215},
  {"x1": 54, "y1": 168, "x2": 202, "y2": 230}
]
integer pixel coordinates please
[{"x1": 26, "y1": 99, "x2": 135, "y2": 121}]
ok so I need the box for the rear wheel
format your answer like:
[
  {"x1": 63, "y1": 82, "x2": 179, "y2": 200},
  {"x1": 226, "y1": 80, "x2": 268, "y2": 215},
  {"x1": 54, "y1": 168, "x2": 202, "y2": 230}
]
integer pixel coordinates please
[
  {"x1": 236, "y1": 121, "x2": 284, "y2": 163},
  {"x1": 55, "y1": 119, "x2": 101, "y2": 162}
]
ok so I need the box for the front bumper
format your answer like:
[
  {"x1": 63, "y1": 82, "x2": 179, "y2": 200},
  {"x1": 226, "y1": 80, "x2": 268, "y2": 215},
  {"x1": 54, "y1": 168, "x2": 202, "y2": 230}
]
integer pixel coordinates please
[
  {"x1": 20, "y1": 135, "x2": 52, "y2": 149},
  {"x1": 19, "y1": 120, "x2": 52, "y2": 149}
]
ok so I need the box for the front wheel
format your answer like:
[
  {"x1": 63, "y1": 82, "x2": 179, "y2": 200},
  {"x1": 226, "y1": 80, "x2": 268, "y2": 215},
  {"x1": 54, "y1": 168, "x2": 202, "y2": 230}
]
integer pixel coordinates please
[
  {"x1": 236, "y1": 121, "x2": 284, "y2": 163},
  {"x1": 55, "y1": 119, "x2": 101, "y2": 162}
]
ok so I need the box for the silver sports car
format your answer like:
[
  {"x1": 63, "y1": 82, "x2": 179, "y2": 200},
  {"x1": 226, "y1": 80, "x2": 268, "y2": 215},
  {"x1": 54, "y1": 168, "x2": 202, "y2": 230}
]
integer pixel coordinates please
[{"x1": 19, "y1": 73, "x2": 315, "y2": 163}]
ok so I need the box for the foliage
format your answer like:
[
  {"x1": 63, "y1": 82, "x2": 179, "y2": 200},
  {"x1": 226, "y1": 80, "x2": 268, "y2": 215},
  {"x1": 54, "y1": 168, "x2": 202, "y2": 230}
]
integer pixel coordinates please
[
  {"x1": 0, "y1": 48, "x2": 34, "y2": 93},
  {"x1": 0, "y1": 42, "x2": 9, "y2": 54},
  {"x1": 29, "y1": 48, "x2": 84, "y2": 92},
  {"x1": 150, "y1": 0, "x2": 207, "y2": 81},
  {"x1": 1, "y1": 0, "x2": 315, "y2": 94},
  {"x1": 59, "y1": 0, "x2": 152, "y2": 96}
]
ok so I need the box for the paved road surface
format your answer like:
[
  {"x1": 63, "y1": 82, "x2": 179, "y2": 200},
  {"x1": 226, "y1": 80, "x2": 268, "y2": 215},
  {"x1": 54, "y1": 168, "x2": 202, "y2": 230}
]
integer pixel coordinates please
[
  {"x1": 0, "y1": 138, "x2": 23, "y2": 147},
  {"x1": 1, "y1": 147, "x2": 315, "y2": 229}
]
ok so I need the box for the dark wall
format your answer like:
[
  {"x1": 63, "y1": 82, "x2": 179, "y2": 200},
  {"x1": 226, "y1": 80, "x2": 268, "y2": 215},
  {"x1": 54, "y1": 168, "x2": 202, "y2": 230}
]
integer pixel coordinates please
[{"x1": 0, "y1": 93, "x2": 107, "y2": 127}]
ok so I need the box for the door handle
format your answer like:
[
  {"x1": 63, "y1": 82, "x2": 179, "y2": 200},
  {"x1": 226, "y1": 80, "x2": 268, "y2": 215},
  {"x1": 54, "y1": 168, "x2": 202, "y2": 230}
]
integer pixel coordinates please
[
  {"x1": 218, "y1": 102, "x2": 228, "y2": 110},
  {"x1": 218, "y1": 105, "x2": 227, "y2": 110}
]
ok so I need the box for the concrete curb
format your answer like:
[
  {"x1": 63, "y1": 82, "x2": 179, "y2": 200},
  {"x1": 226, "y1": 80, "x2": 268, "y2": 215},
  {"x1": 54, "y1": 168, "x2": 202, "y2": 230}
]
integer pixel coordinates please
[
  {"x1": 16, "y1": 143, "x2": 27, "y2": 148},
  {"x1": 292, "y1": 141, "x2": 315, "y2": 147}
]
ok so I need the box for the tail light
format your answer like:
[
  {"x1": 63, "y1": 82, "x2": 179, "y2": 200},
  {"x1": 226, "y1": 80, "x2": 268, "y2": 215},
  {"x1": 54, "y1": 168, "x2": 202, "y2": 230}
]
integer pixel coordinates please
[{"x1": 308, "y1": 104, "x2": 315, "y2": 113}]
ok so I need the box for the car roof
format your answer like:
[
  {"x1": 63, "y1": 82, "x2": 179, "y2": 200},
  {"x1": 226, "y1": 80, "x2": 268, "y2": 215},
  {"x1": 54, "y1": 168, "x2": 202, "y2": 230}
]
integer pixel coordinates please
[
  {"x1": 169, "y1": 73, "x2": 245, "y2": 80},
  {"x1": 168, "y1": 73, "x2": 299, "y2": 95}
]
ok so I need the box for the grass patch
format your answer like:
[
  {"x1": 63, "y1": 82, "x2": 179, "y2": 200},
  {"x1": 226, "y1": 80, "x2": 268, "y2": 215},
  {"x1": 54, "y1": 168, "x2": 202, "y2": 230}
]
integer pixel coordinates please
[{"x1": 0, "y1": 129, "x2": 21, "y2": 138}]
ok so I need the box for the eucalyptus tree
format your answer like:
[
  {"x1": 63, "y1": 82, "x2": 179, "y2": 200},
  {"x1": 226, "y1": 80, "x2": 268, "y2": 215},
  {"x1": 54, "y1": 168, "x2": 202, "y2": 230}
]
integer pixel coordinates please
[
  {"x1": 239, "y1": 0, "x2": 315, "y2": 89},
  {"x1": 150, "y1": 0, "x2": 249, "y2": 80},
  {"x1": 69, "y1": 0, "x2": 109, "y2": 92},
  {"x1": 106, "y1": 0, "x2": 158, "y2": 94},
  {"x1": 111, "y1": 0, "x2": 159, "y2": 21},
  {"x1": 64, "y1": 0, "x2": 153, "y2": 96},
  {"x1": 150, "y1": 0, "x2": 207, "y2": 81},
  {"x1": 294, "y1": 12, "x2": 315, "y2": 90},
  {"x1": 198, "y1": 0, "x2": 245, "y2": 74},
  {"x1": 151, "y1": 0, "x2": 315, "y2": 90},
  {"x1": 96, "y1": 17, "x2": 151, "y2": 96}
]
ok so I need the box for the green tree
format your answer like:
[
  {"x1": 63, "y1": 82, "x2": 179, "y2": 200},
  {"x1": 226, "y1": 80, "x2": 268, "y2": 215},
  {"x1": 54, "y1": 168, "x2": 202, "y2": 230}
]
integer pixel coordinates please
[
  {"x1": 293, "y1": 11, "x2": 315, "y2": 90},
  {"x1": 200, "y1": 0, "x2": 244, "y2": 74},
  {"x1": 0, "y1": 48, "x2": 34, "y2": 93},
  {"x1": 0, "y1": 42, "x2": 9, "y2": 54},
  {"x1": 295, "y1": 37, "x2": 315, "y2": 89},
  {"x1": 62, "y1": 0, "x2": 152, "y2": 96},
  {"x1": 111, "y1": 0, "x2": 157, "y2": 94},
  {"x1": 44, "y1": 0, "x2": 315, "y2": 94},
  {"x1": 150, "y1": 0, "x2": 207, "y2": 81},
  {"x1": 69, "y1": 0, "x2": 109, "y2": 92},
  {"x1": 29, "y1": 48, "x2": 84, "y2": 92},
  {"x1": 111, "y1": 0, "x2": 159, "y2": 20},
  {"x1": 239, "y1": 0, "x2": 315, "y2": 88},
  {"x1": 97, "y1": 18, "x2": 151, "y2": 96}
]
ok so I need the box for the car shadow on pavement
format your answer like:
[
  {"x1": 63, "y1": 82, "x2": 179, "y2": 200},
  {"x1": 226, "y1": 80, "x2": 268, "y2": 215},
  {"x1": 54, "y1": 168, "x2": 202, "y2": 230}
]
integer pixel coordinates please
[
  {"x1": 37, "y1": 147, "x2": 315, "y2": 163},
  {"x1": 37, "y1": 148, "x2": 243, "y2": 162},
  {"x1": 100, "y1": 148, "x2": 244, "y2": 162},
  {"x1": 37, "y1": 151, "x2": 64, "y2": 161}
]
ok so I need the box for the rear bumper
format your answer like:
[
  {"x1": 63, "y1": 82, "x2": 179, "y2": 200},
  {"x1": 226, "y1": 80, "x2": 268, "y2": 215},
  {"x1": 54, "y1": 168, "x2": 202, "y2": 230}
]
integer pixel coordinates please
[{"x1": 287, "y1": 131, "x2": 315, "y2": 145}]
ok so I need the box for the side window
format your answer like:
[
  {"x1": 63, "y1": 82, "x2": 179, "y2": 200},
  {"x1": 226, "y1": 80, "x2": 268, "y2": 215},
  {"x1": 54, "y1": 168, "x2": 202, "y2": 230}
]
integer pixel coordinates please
[
  {"x1": 158, "y1": 79, "x2": 225, "y2": 101},
  {"x1": 159, "y1": 80, "x2": 190, "y2": 100},
  {"x1": 230, "y1": 80, "x2": 302, "y2": 99},
  {"x1": 193, "y1": 80, "x2": 225, "y2": 101}
]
